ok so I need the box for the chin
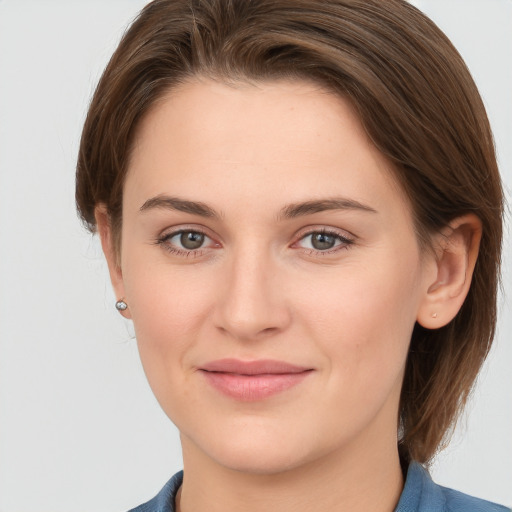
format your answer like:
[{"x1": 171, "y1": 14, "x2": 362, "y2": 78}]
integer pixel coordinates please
[
  {"x1": 182, "y1": 418, "x2": 335, "y2": 476},
  {"x1": 211, "y1": 442, "x2": 312, "y2": 476}
]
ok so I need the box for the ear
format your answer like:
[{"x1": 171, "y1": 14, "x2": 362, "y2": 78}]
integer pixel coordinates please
[
  {"x1": 417, "y1": 214, "x2": 482, "y2": 329},
  {"x1": 95, "y1": 205, "x2": 131, "y2": 319}
]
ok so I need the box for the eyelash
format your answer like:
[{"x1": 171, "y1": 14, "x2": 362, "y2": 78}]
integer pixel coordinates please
[
  {"x1": 154, "y1": 227, "x2": 355, "y2": 258},
  {"x1": 154, "y1": 228, "x2": 213, "y2": 258}
]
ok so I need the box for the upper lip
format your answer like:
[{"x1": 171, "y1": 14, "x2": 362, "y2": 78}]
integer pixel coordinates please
[{"x1": 200, "y1": 358, "x2": 312, "y2": 375}]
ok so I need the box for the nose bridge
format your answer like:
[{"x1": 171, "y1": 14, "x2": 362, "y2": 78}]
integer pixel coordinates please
[{"x1": 215, "y1": 240, "x2": 290, "y2": 340}]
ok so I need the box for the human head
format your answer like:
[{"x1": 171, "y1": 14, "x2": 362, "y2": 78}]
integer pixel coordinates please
[{"x1": 75, "y1": 0, "x2": 503, "y2": 464}]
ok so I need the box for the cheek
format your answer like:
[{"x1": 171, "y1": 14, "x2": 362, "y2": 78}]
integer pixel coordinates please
[
  {"x1": 120, "y1": 255, "x2": 217, "y2": 401},
  {"x1": 295, "y1": 251, "x2": 422, "y2": 389},
  {"x1": 124, "y1": 247, "x2": 214, "y2": 329}
]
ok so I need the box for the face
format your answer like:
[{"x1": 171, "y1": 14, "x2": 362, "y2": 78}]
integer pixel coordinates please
[{"x1": 111, "y1": 78, "x2": 437, "y2": 474}]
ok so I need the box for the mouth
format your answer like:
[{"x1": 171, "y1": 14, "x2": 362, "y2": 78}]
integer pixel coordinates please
[{"x1": 198, "y1": 358, "x2": 314, "y2": 401}]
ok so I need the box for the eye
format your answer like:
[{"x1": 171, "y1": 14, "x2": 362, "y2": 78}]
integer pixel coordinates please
[
  {"x1": 175, "y1": 231, "x2": 205, "y2": 250},
  {"x1": 155, "y1": 228, "x2": 218, "y2": 256},
  {"x1": 296, "y1": 229, "x2": 354, "y2": 253}
]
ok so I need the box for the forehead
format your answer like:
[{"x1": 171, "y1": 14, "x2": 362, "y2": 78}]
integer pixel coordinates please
[{"x1": 125, "y1": 78, "x2": 409, "y2": 220}]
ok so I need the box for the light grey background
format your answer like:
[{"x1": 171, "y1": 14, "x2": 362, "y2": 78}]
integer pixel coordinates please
[{"x1": 0, "y1": 1, "x2": 510, "y2": 511}]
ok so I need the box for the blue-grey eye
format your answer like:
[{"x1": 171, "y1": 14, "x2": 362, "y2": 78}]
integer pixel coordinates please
[{"x1": 310, "y1": 232, "x2": 337, "y2": 250}]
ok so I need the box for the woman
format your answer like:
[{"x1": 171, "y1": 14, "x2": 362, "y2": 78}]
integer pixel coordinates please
[{"x1": 75, "y1": 0, "x2": 508, "y2": 510}]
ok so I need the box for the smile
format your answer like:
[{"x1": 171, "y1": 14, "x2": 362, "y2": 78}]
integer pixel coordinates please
[{"x1": 199, "y1": 359, "x2": 314, "y2": 401}]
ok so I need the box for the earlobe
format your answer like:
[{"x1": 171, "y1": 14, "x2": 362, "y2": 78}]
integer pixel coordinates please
[
  {"x1": 417, "y1": 214, "x2": 482, "y2": 329},
  {"x1": 94, "y1": 205, "x2": 131, "y2": 319}
]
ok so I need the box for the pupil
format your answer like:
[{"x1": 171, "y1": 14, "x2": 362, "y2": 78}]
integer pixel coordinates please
[
  {"x1": 181, "y1": 231, "x2": 204, "y2": 250},
  {"x1": 312, "y1": 233, "x2": 336, "y2": 250}
]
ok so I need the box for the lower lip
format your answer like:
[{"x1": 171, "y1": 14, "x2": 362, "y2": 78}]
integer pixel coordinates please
[{"x1": 201, "y1": 371, "x2": 312, "y2": 401}]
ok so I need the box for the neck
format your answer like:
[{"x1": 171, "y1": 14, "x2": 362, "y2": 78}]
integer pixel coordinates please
[{"x1": 176, "y1": 434, "x2": 404, "y2": 512}]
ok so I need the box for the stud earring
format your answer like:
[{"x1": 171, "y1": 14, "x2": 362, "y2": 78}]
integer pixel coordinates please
[
  {"x1": 431, "y1": 312, "x2": 438, "y2": 319},
  {"x1": 115, "y1": 300, "x2": 128, "y2": 311}
]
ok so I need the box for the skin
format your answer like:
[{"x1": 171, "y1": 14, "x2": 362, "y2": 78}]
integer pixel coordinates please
[{"x1": 96, "y1": 78, "x2": 481, "y2": 512}]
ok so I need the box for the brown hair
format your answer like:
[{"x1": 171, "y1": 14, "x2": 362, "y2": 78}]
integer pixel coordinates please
[{"x1": 76, "y1": 0, "x2": 503, "y2": 464}]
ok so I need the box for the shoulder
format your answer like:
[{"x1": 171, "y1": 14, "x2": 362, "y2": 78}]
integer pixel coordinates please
[
  {"x1": 125, "y1": 465, "x2": 510, "y2": 512},
  {"x1": 127, "y1": 471, "x2": 183, "y2": 512},
  {"x1": 441, "y1": 485, "x2": 510, "y2": 512},
  {"x1": 396, "y1": 462, "x2": 510, "y2": 512}
]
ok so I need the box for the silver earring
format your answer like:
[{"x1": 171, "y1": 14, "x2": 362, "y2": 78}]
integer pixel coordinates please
[
  {"x1": 431, "y1": 312, "x2": 438, "y2": 318},
  {"x1": 115, "y1": 300, "x2": 128, "y2": 311}
]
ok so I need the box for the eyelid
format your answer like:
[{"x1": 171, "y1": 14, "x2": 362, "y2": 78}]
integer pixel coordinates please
[
  {"x1": 293, "y1": 225, "x2": 355, "y2": 242},
  {"x1": 157, "y1": 224, "x2": 218, "y2": 242}
]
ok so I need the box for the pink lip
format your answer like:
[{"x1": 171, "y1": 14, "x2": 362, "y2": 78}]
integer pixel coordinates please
[{"x1": 199, "y1": 359, "x2": 313, "y2": 401}]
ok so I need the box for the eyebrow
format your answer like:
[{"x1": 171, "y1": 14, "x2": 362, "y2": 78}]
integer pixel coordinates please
[
  {"x1": 139, "y1": 195, "x2": 220, "y2": 218},
  {"x1": 278, "y1": 198, "x2": 377, "y2": 219},
  {"x1": 139, "y1": 195, "x2": 377, "y2": 219}
]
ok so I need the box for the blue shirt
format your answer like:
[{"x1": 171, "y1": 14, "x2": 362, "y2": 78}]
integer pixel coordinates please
[{"x1": 129, "y1": 462, "x2": 510, "y2": 512}]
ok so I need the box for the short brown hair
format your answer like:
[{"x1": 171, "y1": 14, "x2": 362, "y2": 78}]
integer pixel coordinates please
[{"x1": 76, "y1": 0, "x2": 503, "y2": 464}]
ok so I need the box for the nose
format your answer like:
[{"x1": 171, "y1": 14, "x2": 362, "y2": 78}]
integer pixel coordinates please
[{"x1": 213, "y1": 245, "x2": 292, "y2": 341}]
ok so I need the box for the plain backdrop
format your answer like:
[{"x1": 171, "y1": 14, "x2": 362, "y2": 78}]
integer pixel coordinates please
[{"x1": 0, "y1": 1, "x2": 511, "y2": 511}]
